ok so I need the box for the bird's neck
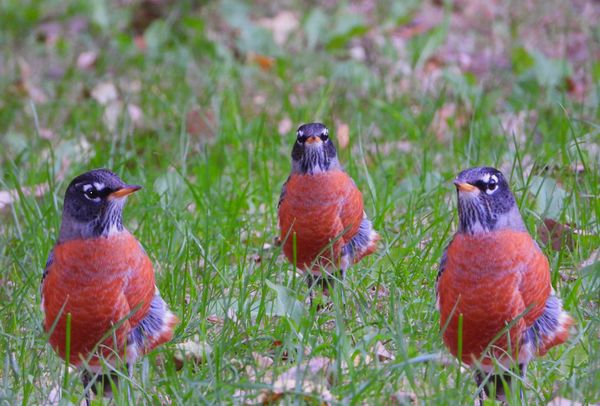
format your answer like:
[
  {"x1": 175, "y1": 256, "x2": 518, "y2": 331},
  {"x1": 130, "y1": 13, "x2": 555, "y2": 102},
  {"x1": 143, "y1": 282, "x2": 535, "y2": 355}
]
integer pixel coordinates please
[
  {"x1": 59, "y1": 208, "x2": 125, "y2": 242},
  {"x1": 458, "y1": 204, "x2": 526, "y2": 235},
  {"x1": 292, "y1": 151, "x2": 340, "y2": 175}
]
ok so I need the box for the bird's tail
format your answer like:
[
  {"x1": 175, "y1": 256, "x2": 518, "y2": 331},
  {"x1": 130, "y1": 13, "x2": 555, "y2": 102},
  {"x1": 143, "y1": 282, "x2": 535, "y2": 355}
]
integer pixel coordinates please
[{"x1": 522, "y1": 294, "x2": 575, "y2": 357}]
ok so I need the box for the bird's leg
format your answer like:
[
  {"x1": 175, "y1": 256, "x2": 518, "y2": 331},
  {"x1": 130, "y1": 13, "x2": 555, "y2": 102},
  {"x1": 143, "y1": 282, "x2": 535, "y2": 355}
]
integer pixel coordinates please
[
  {"x1": 518, "y1": 363, "x2": 527, "y2": 406},
  {"x1": 80, "y1": 370, "x2": 94, "y2": 406},
  {"x1": 126, "y1": 362, "x2": 133, "y2": 404},
  {"x1": 305, "y1": 273, "x2": 319, "y2": 307},
  {"x1": 473, "y1": 370, "x2": 487, "y2": 406}
]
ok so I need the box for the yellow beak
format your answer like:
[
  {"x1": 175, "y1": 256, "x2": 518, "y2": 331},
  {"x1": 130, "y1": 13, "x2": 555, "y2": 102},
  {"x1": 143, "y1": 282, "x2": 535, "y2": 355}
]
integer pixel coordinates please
[
  {"x1": 305, "y1": 136, "x2": 322, "y2": 144},
  {"x1": 454, "y1": 182, "x2": 478, "y2": 193},
  {"x1": 108, "y1": 185, "x2": 142, "y2": 200}
]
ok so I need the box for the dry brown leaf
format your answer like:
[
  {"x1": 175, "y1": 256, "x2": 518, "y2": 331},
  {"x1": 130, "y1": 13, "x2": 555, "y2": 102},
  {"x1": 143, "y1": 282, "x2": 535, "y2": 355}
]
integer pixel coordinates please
[
  {"x1": 173, "y1": 337, "x2": 212, "y2": 370},
  {"x1": 206, "y1": 315, "x2": 224, "y2": 325},
  {"x1": 247, "y1": 53, "x2": 275, "y2": 71},
  {"x1": 76, "y1": 51, "x2": 97, "y2": 70},
  {"x1": 374, "y1": 341, "x2": 394, "y2": 362},
  {"x1": 103, "y1": 101, "x2": 123, "y2": 131},
  {"x1": 36, "y1": 21, "x2": 61, "y2": 45},
  {"x1": 134, "y1": 36, "x2": 147, "y2": 51},
  {"x1": 547, "y1": 397, "x2": 583, "y2": 406},
  {"x1": 391, "y1": 391, "x2": 417, "y2": 405},
  {"x1": 17, "y1": 58, "x2": 47, "y2": 103},
  {"x1": 39, "y1": 128, "x2": 55, "y2": 140},
  {"x1": 252, "y1": 352, "x2": 274, "y2": 369},
  {"x1": 537, "y1": 218, "x2": 575, "y2": 251},
  {"x1": 186, "y1": 109, "x2": 217, "y2": 140},
  {"x1": 0, "y1": 158, "x2": 70, "y2": 210},
  {"x1": 278, "y1": 117, "x2": 293, "y2": 135},
  {"x1": 127, "y1": 104, "x2": 144, "y2": 126},
  {"x1": 429, "y1": 103, "x2": 467, "y2": 142},
  {"x1": 91, "y1": 82, "x2": 118, "y2": 105},
  {"x1": 336, "y1": 122, "x2": 350, "y2": 149},
  {"x1": 257, "y1": 11, "x2": 298, "y2": 46},
  {"x1": 257, "y1": 357, "x2": 334, "y2": 404},
  {"x1": 131, "y1": 0, "x2": 169, "y2": 34}
]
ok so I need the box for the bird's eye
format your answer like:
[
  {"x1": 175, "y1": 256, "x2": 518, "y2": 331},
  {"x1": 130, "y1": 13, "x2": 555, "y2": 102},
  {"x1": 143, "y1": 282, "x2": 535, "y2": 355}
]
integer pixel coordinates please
[
  {"x1": 486, "y1": 181, "x2": 498, "y2": 194},
  {"x1": 82, "y1": 185, "x2": 101, "y2": 201},
  {"x1": 320, "y1": 132, "x2": 328, "y2": 141}
]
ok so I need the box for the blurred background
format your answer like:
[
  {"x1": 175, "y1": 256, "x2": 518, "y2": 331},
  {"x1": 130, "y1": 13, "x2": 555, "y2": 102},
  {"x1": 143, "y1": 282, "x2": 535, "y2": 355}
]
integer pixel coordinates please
[{"x1": 0, "y1": 0, "x2": 598, "y2": 404}]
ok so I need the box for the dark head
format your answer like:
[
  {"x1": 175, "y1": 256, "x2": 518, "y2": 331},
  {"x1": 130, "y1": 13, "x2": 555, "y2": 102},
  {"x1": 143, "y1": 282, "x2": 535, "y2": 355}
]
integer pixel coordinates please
[
  {"x1": 59, "y1": 169, "x2": 141, "y2": 241},
  {"x1": 291, "y1": 123, "x2": 340, "y2": 174},
  {"x1": 453, "y1": 167, "x2": 525, "y2": 234}
]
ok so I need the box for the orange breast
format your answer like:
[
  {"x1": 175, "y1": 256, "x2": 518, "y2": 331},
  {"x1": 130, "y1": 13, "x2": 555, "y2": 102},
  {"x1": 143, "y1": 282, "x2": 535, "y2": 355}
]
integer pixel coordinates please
[
  {"x1": 42, "y1": 232, "x2": 155, "y2": 366},
  {"x1": 438, "y1": 230, "x2": 550, "y2": 365},
  {"x1": 278, "y1": 170, "x2": 364, "y2": 272}
]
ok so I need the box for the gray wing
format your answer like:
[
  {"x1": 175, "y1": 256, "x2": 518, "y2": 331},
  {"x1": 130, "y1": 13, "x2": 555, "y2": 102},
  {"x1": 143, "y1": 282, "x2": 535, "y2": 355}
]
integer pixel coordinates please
[
  {"x1": 278, "y1": 176, "x2": 290, "y2": 209},
  {"x1": 40, "y1": 249, "x2": 54, "y2": 292},
  {"x1": 40, "y1": 248, "x2": 55, "y2": 308},
  {"x1": 435, "y1": 238, "x2": 453, "y2": 309}
]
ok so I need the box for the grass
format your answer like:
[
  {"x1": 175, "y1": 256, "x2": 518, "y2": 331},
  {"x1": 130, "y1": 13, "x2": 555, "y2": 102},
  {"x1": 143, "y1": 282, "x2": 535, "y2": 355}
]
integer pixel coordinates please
[{"x1": 1, "y1": 0, "x2": 599, "y2": 404}]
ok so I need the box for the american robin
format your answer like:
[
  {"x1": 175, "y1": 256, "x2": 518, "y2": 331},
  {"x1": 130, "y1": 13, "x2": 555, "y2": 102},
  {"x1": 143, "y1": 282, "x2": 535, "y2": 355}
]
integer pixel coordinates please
[
  {"x1": 436, "y1": 167, "x2": 574, "y2": 402},
  {"x1": 277, "y1": 123, "x2": 380, "y2": 295},
  {"x1": 41, "y1": 169, "x2": 178, "y2": 402}
]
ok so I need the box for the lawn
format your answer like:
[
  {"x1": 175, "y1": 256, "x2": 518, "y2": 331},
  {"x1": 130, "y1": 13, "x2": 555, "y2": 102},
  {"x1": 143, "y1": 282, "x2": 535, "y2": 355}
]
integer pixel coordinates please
[{"x1": 0, "y1": 0, "x2": 598, "y2": 404}]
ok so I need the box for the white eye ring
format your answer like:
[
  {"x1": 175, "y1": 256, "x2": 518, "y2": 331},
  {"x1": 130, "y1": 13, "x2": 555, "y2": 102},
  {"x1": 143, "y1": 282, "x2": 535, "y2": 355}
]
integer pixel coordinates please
[
  {"x1": 84, "y1": 194, "x2": 101, "y2": 202},
  {"x1": 485, "y1": 182, "x2": 498, "y2": 195},
  {"x1": 82, "y1": 185, "x2": 101, "y2": 202}
]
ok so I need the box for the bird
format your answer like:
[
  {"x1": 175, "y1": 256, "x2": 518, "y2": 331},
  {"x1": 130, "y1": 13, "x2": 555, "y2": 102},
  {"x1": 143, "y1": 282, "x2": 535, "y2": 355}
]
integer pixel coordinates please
[
  {"x1": 277, "y1": 122, "x2": 380, "y2": 297},
  {"x1": 41, "y1": 169, "x2": 178, "y2": 403},
  {"x1": 436, "y1": 167, "x2": 574, "y2": 403}
]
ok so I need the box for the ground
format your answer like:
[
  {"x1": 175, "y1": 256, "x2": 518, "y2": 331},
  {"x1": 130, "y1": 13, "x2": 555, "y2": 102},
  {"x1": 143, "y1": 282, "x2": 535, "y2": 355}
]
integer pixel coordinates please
[{"x1": 0, "y1": 0, "x2": 598, "y2": 404}]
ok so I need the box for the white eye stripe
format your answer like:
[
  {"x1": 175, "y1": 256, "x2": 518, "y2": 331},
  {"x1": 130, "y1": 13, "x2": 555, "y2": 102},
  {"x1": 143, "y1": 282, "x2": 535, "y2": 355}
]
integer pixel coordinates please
[
  {"x1": 482, "y1": 173, "x2": 491, "y2": 183},
  {"x1": 83, "y1": 184, "x2": 92, "y2": 192},
  {"x1": 490, "y1": 174, "x2": 498, "y2": 183},
  {"x1": 93, "y1": 182, "x2": 106, "y2": 190}
]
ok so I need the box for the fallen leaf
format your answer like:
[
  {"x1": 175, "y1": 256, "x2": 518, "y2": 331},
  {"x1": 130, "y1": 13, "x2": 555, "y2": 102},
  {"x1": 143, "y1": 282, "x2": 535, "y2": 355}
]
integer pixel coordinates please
[
  {"x1": 391, "y1": 391, "x2": 417, "y2": 405},
  {"x1": 257, "y1": 357, "x2": 334, "y2": 404},
  {"x1": 103, "y1": 101, "x2": 123, "y2": 131},
  {"x1": 39, "y1": 128, "x2": 55, "y2": 140},
  {"x1": 76, "y1": 51, "x2": 97, "y2": 70},
  {"x1": 374, "y1": 341, "x2": 394, "y2": 362},
  {"x1": 91, "y1": 82, "x2": 118, "y2": 105},
  {"x1": 0, "y1": 184, "x2": 48, "y2": 210},
  {"x1": 127, "y1": 103, "x2": 144, "y2": 126},
  {"x1": 186, "y1": 109, "x2": 217, "y2": 140},
  {"x1": 173, "y1": 337, "x2": 212, "y2": 370},
  {"x1": 537, "y1": 218, "x2": 574, "y2": 251},
  {"x1": 247, "y1": 53, "x2": 275, "y2": 71},
  {"x1": 257, "y1": 11, "x2": 298, "y2": 46},
  {"x1": 278, "y1": 117, "x2": 293, "y2": 135},
  {"x1": 336, "y1": 122, "x2": 350, "y2": 149},
  {"x1": 16, "y1": 58, "x2": 47, "y2": 103},
  {"x1": 547, "y1": 397, "x2": 583, "y2": 406},
  {"x1": 36, "y1": 21, "x2": 61, "y2": 45},
  {"x1": 131, "y1": 0, "x2": 169, "y2": 34},
  {"x1": 206, "y1": 315, "x2": 224, "y2": 325},
  {"x1": 429, "y1": 103, "x2": 466, "y2": 142},
  {"x1": 134, "y1": 36, "x2": 147, "y2": 51},
  {"x1": 252, "y1": 352, "x2": 274, "y2": 369},
  {"x1": 67, "y1": 16, "x2": 89, "y2": 36}
]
